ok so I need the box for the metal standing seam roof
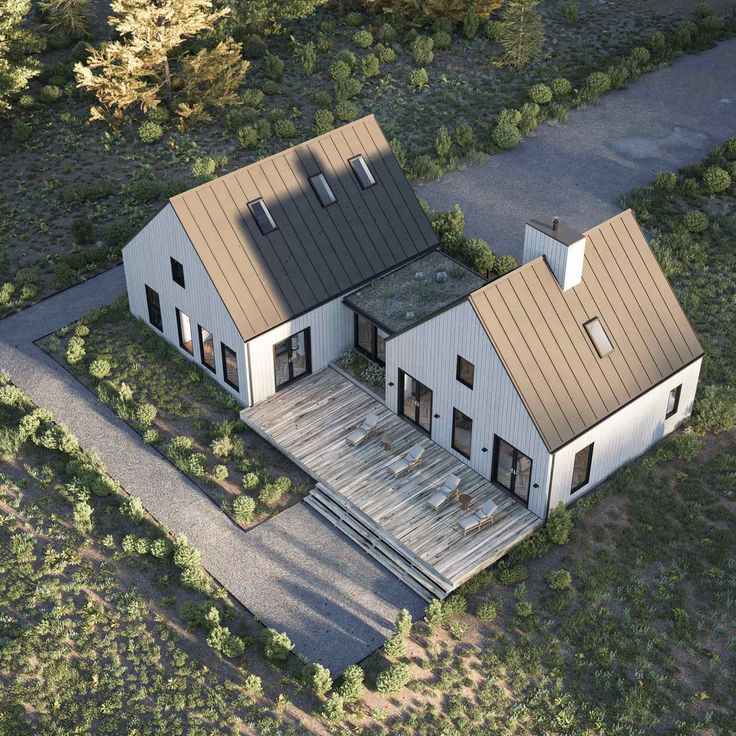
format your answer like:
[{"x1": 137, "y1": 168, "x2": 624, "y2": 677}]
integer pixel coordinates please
[
  {"x1": 168, "y1": 115, "x2": 438, "y2": 342},
  {"x1": 468, "y1": 209, "x2": 703, "y2": 452}
]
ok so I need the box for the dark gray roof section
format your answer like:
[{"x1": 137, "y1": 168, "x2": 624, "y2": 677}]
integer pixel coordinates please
[
  {"x1": 527, "y1": 215, "x2": 584, "y2": 246},
  {"x1": 169, "y1": 115, "x2": 438, "y2": 342}
]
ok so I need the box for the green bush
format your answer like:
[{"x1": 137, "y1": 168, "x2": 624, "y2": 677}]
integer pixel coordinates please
[
  {"x1": 337, "y1": 664, "x2": 365, "y2": 703},
  {"x1": 692, "y1": 384, "x2": 736, "y2": 434},
  {"x1": 302, "y1": 662, "x2": 333, "y2": 697},
  {"x1": 674, "y1": 19, "x2": 697, "y2": 48},
  {"x1": 433, "y1": 30, "x2": 452, "y2": 49},
  {"x1": 551, "y1": 77, "x2": 572, "y2": 98},
  {"x1": 143, "y1": 428, "x2": 160, "y2": 444},
  {"x1": 683, "y1": 210, "x2": 709, "y2": 233},
  {"x1": 321, "y1": 694, "x2": 345, "y2": 723},
  {"x1": 492, "y1": 122, "x2": 522, "y2": 150},
  {"x1": 529, "y1": 83, "x2": 552, "y2": 105},
  {"x1": 105, "y1": 217, "x2": 136, "y2": 248},
  {"x1": 335, "y1": 75, "x2": 362, "y2": 101},
  {"x1": 410, "y1": 154, "x2": 442, "y2": 179},
  {"x1": 546, "y1": 568, "x2": 572, "y2": 591},
  {"x1": 242, "y1": 471, "x2": 259, "y2": 490},
  {"x1": 242, "y1": 33, "x2": 267, "y2": 58},
  {"x1": 375, "y1": 22, "x2": 396, "y2": 43},
  {"x1": 335, "y1": 100, "x2": 359, "y2": 122},
  {"x1": 138, "y1": 121, "x2": 163, "y2": 144},
  {"x1": 237, "y1": 125, "x2": 260, "y2": 149},
  {"x1": 700, "y1": 14, "x2": 725, "y2": 33},
  {"x1": 70, "y1": 215, "x2": 95, "y2": 245},
  {"x1": 515, "y1": 600, "x2": 533, "y2": 618},
  {"x1": 435, "y1": 125, "x2": 452, "y2": 161},
  {"x1": 11, "y1": 121, "x2": 32, "y2": 142},
  {"x1": 395, "y1": 608, "x2": 412, "y2": 638},
  {"x1": 346, "y1": 11, "x2": 363, "y2": 25},
  {"x1": 702, "y1": 166, "x2": 731, "y2": 194},
  {"x1": 652, "y1": 171, "x2": 677, "y2": 193},
  {"x1": 360, "y1": 53, "x2": 380, "y2": 78},
  {"x1": 375, "y1": 43, "x2": 396, "y2": 63},
  {"x1": 146, "y1": 106, "x2": 169, "y2": 124},
  {"x1": 40, "y1": 84, "x2": 63, "y2": 103},
  {"x1": 608, "y1": 62, "x2": 631, "y2": 90},
  {"x1": 260, "y1": 79, "x2": 279, "y2": 95},
  {"x1": 211, "y1": 464, "x2": 228, "y2": 481},
  {"x1": 485, "y1": 19, "x2": 502, "y2": 40},
  {"x1": 695, "y1": 2, "x2": 712, "y2": 17},
  {"x1": 75, "y1": 323, "x2": 90, "y2": 337},
  {"x1": 476, "y1": 600, "x2": 500, "y2": 622},
  {"x1": 135, "y1": 403, "x2": 157, "y2": 426},
  {"x1": 66, "y1": 336, "x2": 86, "y2": 365},
  {"x1": 352, "y1": 29, "x2": 373, "y2": 48},
  {"x1": 273, "y1": 118, "x2": 297, "y2": 139},
  {"x1": 409, "y1": 68, "x2": 429, "y2": 88},
  {"x1": 329, "y1": 58, "x2": 352, "y2": 81},
  {"x1": 232, "y1": 494, "x2": 256, "y2": 523},
  {"x1": 258, "y1": 476, "x2": 291, "y2": 506},
  {"x1": 547, "y1": 502, "x2": 574, "y2": 544},
  {"x1": 722, "y1": 137, "x2": 736, "y2": 160},
  {"x1": 518, "y1": 102, "x2": 540, "y2": 134},
  {"x1": 463, "y1": 5, "x2": 480, "y2": 38},
  {"x1": 263, "y1": 53, "x2": 284, "y2": 81},
  {"x1": 561, "y1": 0, "x2": 579, "y2": 22},
  {"x1": 172, "y1": 534, "x2": 201, "y2": 570},
  {"x1": 463, "y1": 237, "x2": 495, "y2": 274},
  {"x1": 383, "y1": 634, "x2": 406, "y2": 657},
  {"x1": 498, "y1": 562, "x2": 528, "y2": 585},
  {"x1": 335, "y1": 48, "x2": 356, "y2": 67},
  {"x1": 375, "y1": 662, "x2": 412, "y2": 694},
  {"x1": 242, "y1": 673, "x2": 263, "y2": 696},
  {"x1": 580, "y1": 71, "x2": 611, "y2": 101},
  {"x1": 628, "y1": 46, "x2": 651, "y2": 69},
  {"x1": 411, "y1": 35, "x2": 434, "y2": 65},
  {"x1": 120, "y1": 495, "x2": 146, "y2": 522},
  {"x1": 454, "y1": 122, "x2": 475, "y2": 150},
  {"x1": 260, "y1": 627, "x2": 294, "y2": 660}
]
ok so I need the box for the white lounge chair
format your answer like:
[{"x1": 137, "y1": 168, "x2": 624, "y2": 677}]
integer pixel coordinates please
[
  {"x1": 456, "y1": 498, "x2": 498, "y2": 535},
  {"x1": 345, "y1": 412, "x2": 379, "y2": 447},
  {"x1": 387, "y1": 444, "x2": 424, "y2": 476},
  {"x1": 427, "y1": 473, "x2": 461, "y2": 510}
]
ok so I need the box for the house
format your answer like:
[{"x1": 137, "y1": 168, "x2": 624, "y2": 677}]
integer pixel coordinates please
[{"x1": 123, "y1": 115, "x2": 702, "y2": 543}]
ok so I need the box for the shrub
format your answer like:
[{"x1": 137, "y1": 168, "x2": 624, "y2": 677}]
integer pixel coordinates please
[
  {"x1": 449, "y1": 620, "x2": 468, "y2": 639},
  {"x1": 360, "y1": 53, "x2": 380, "y2": 78},
  {"x1": 723, "y1": 138, "x2": 736, "y2": 160},
  {"x1": 608, "y1": 62, "x2": 631, "y2": 90},
  {"x1": 409, "y1": 68, "x2": 429, "y2": 88},
  {"x1": 135, "y1": 403, "x2": 157, "y2": 426},
  {"x1": 683, "y1": 210, "x2": 709, "y2": 233},
  {"x1": 652, "y1": 171, "x2": 677, "y2": 193},
  {"x1": 375, "y1": 43, "x2": 396, "y2": 63},
  {"x1": 40, "y1": 84, "x2": 63, "y2": 103},
  {"x1": 258, "y1": 476, "x2": 291, "y2": 506},
  {"x1": 321, "y1": 694, "x2": 345, "y2": 723},
  {"x1": 410, "y1": 154, "x2": 442, "y2": 179},
  {"x1": 476, "y1": 600, "x2": 500, "y2": 622},
  {"x1": 629, "y1": 46, "x2": 651, "y2": 70},
  {"x1": 297, "y1": 40, "x2": 317, "y2": 75},
  {"x1": 518, "y1": 102, "x2": 540, "y2": 134},
  {"x1": 529, "y1": 83, "x2": 552, "y2": 105},
  {"x1": 337, "y1": 664, "x2": 365, "y2": 703},
  {"x1": 273, "y1": 118, "x2": 297, "y2": 139},
  {"x1": 561, "y1": 0, "x2": 579, "y2": 22},
  {"x1": 210, "y1": 436, "x2": 233, "y2": 458},
  {"x1": 73, "y1": 500, "x2": 93, "y2": 531},
  {"x1": 353, "y1": 29, "x2": 373, "y2": 48},
  {"x1": 211, "y1": 464, "x2": 228, "y2": 481},
  {"x1": 433, "y1": 30, "x2": 452, "y2": 49},
  {"x1": 485, "y1": 19, "x2": 502, "y2": 40},
  {"x1": 232, "y1": 494, "x2": 256, "y2": 523},
  {"x1": 674, "y1": 19, "x2": 697, "y2": 48},
  {"x1": 11, "y1": 121, "x2": 32, "y2": 142},
  {"x1": 702, "y1": 166, "x2": 731, "y2": 194},
  {"x1": 435, "y1": 126, "x2": 452, "y2": 161},
  {"x1": 395, "y1": 608, "x2": 412, "y2": 638},
  {"x1": 463, "y1": 237, "x2": 495, "y2": 273},
  {"x1": 375, "y1": 23, "x2": 396, "y2": 43},
  {"x1": 191, "y1": 156, "x2": 217, "y2": 181},
  {"x1": 334, "y1": 76, "x2": 362, "y2": 101},
  {"x1": 172, "y1": 534, "x2": 201, "y2": 570},
  {"x1": 498, "y1": 562, "x2": 528, "y2": 585},
  {"x1": 346, "y1": 10, "x2": 363, "y2": 25},
  {"x1": 492, "y1": 122, "x2": 522, "y2": 150},
  {"x1": 260, "y1": 628, "x2": 294, "y2": 660},
  {"x1": 700, "y1": 14, "x2": 725, "y2": 33},
  {"x1": 547, "y1": 568, "x2": 572, "y2": 591},
  {"x1": 515, "y1": 600, "x2": 533, "y2": 618},
  {"x1": 138, "y1": 121, "x2": 163, "y2": 144},
  {"x1": 695, "y1": 2, "x2": 712, "y2": 17},
  {"x1": 143, "y1": 428, "x2": 160, "y2": 444},
  {"x1": 390, "y1": 137, "x2": 408, "y2": 170},
  {"x1": 692, "y1": 384, "x2": 736, "y2": 434},
  {"x1": 264, "y1": 53, "x2": 284, "y2": 81},
  {"x1": 551, "y1": 77, "x2": 572, "y2": 98},
  {"x1": 105, "y1": 218, "x2": 135, "y2": 247},
  {"x1": 580, "y1": 71, "x2": 611, "y2": 101},
  {"x1": 375, "y1": 662, "x2": 411, "y2": 694},
  {"x1": 463, "y1": 5, "x2": 480, "y2": 38},
  {"x1": 237, "y1": 125, "x2": 260, "y2": 149},
  {"x1": 260, "y1": 79, "x2": 279, "y2": 95},
  {"x1": 411, "y1": 35, "x2": 434, "y2": 64},
  {"x1": 242, "y1": 674, "x2": 263, "y2": 696},
  {"x1": 242, "y1": 472, "x2": 259, "y2": 490},
  {"x1": 146, "y1": 106, "x2": 169, "y2": 124},
  {"x1": 302, "y1": 663, "x2": 332, "y2": 697},
  {"x1": 66, "y1": 336, "x2": 85, "y2": 364},
  {"x1": 454, "y1": 122, "x2": 475, "y2": 150},
  {"x1": 329, "y1": 59, "x2": 352, "y2": 81},
  {"x1": 547, "y1": 502, "x2": 574, "y2": 544},
  {"x1": 120, "y1": 495, "x2": 146, "y2": 522},
  {"x1": 383, "y1": 634, "x2": 406, "y2": 657}
]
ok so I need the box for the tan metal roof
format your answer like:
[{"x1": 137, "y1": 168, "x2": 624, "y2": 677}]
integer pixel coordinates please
[
  {"x1": 469, "y1": 210, "x2": 703, "y2": 451},
  {"x1": 169, "y1": 115, "x2": 438, "y2": 341}
]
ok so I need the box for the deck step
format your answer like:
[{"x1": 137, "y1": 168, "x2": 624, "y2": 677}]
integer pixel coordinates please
[{"x1": 306, "y1": 484, "x2": 448, "y2": 601}]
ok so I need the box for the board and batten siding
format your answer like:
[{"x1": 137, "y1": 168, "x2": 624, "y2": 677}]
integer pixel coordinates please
[
  {"x1": 247, "y1": 297, "x2": 354, "y2": 405},
  {"x1": 385, "y1": 300, "x2": 552, "y2": 519},
  {"x1": 122, "y1": 204, "x2": 249, "y2": 403},
  {"x1": 548, "y1": 357, "x2": 702, "y2": 510},
  {"x1": 522, "y1": 224, "x2": 585, "y2": 291}
]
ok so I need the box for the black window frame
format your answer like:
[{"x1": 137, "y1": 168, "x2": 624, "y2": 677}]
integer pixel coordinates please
[
  {"x1": 353, "y1": 312, "x2": 385, "y2": 366},
  {"x1": 570, "y1": 443, "x2": 594, "y2": 493},
  {"x1": 248, "y1": 198, "x2": 278, "y2": 235},
  {"x1": 349, "y1": 155, "x2": 376, "y2": 189},
  {"x1": 175, "y1": 308, "x2": 193, "y2": 355},
  {"x1": 309, "y1": 173, "x2": 336, "y2": 207},
  {"x1": 666, "y1": 384, "x2": 682, "y2": 418},
  {"x1": 221, "y1": 343, "x2": 239, "y2": 391},
  {"x1": 456, "y1": 355, "x2": 474, "y2": 389},
  {"x1": 170, "y1": 257, "x2": 185, "y2": 288},
  {"x1": 451, "y1": 407, "x2": 473, "y2": 459},
  {"x1": 197, "y1": 324, "x2": 216, "y2": 374},
  {"x1": 145, "y1": 285, "x2": 163, "y2": 332}
]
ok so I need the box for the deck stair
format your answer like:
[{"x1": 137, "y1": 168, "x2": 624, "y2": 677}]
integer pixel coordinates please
[{"x1": 306, "y1": 483, "x2": 448, "y2": 601}]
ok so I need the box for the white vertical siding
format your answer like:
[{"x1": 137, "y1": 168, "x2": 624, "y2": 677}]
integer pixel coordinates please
[
  {"x1": 122, "y1": 205, "x2": 249, "y2": 404},
  {"x1": 549, "y1": 358, "x2": 702, "y2": 509},
  {"x1": 522, "y1": 225, "x2": 585, "y2": 290},
  {"x1": 385, "y1": 301, "x2": 552, "y2": 518},
  {"x1": 247, "y1": 298, "x2": 354, "y2": 405}
]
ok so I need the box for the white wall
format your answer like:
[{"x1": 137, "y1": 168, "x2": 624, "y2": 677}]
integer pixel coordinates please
[
  {"x1": 549, "y1": 357, "x2": 702, "y2": 509},
  {"x1": 122, "y1": 205, "x2": 249, "y2": 404},
  {"x1": 247, "y1": 297, "x2": 354, "y2": 405},
  {"x1": 385, "y1": 301, "x2": 552, "y2": 519},
  {"x1": 523, "y1": 225, "x2": 585, "y2": 291}
]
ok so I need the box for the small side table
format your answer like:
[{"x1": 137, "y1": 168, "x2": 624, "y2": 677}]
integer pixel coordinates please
[
  {"x1": 382, "y1": 438, "x2": 392, "y2": 451},
  {"x1": 459, "y1": 493, "x2": 472, "y2": 511}
]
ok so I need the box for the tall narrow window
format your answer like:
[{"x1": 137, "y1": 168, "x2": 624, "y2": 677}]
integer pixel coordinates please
[
  {"x1": 571, "y1": 443, "x2": 593, "y2": 493},
  {"x1": 309, "y1": 173, "x2": 336, "y2": 207},
  {"x1": 145, "y1": 285, "x2": 162, "y2": 332},
  {"x1": 176, "y1": 308, "x2": 193, "y2": 355},
  {"x1": 248, "y1": 198, "x2": 277, "y2": 235},
  {"x1": 456, "y1": 355, "x2": 474, "y2": 389},
  {"x1": 221, "y1": 343, "x2": 239, "y2": 391},
  {"x1": 170, "y1": 257, "x2": 185, "y2": 288},
  {"x1": 666, "y1": 384, "x2": 682, "y2": 418},
  {"x1": 198, "y1": 325, "x2": 215, "y2": 373},
  {"x1": 451, "y1": 408, "x2": 472, "y2": 459},
  {"x1": 349, "y1": 155, "x2": 376, "y2": 189}
]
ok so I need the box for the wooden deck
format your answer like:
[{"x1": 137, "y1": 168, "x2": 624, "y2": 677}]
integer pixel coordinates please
[{"x1": 242, "y1": 368, "x2": 542, "y2": 596}]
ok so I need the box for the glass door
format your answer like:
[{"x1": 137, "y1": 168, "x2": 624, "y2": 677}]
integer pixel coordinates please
[
  {"x1": 398, "y1": 370, "x2": 432, "y2": 434},
  {"x1": 274, "y1": 328, "x2": 311, "y2": 389},
  {"x1": 492, "y1": 436, "x2": 532, "y2": 504}
]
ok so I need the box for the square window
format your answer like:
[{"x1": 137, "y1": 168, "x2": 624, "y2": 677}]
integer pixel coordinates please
[
  {"x1": 571, "y1": 443, "x2": 593, "y2": 493},
  {"x1": 666, "y1": 384, "x2": 682, "y2": 418},
  {"x1": 451, "y1": 408, "x2": 472, "y2": 459},
  {"x1": 456, "y1": 355, "x2": 474, "y2": 389},
  {"x1": 248, "y1": 198, "x2": 278, "y2": 235},
  {"x1": 349, "y1": 155, "x2": 376, "y2": 189},
  {"x1": 584, "y1": 318, "x2": 614, "y2": 357},
  {"x1": 170, "y1": 257, "x2": 185, "y2": 288}
]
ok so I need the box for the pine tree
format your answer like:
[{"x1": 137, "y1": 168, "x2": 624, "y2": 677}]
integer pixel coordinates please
[
  {"x1": 229, "y1": 0, "x2": 330, "y2": 36},
  {"x1": 74, "y1": 0, "x2": 250, "y2": 126},
  {"x1": 495, "y1": 0, "x2": 544, "y2": 69},
  {"x1": 362, "y1": 0, "x2": 503, "y2": 25},
  {"x1": 39, "y1": 0, "x2": 90, "y2": 41},
  {"x1": 0, "y1": 0, "x2": 44, "y2": 113}
]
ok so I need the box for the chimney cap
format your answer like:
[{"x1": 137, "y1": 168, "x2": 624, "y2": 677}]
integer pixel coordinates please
[{"x1": 527, "y1": 215, "x2": 584, "y2": 247}]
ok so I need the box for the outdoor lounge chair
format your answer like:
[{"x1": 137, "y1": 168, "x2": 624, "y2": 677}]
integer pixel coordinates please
[
  {"x1": 456, "y1": 498, "x2": 498, "y2": 535},
  {"x1": 387, "y1": 444, "x2": 424, "y2": 476},
  {"x1": 427, "y1": 473, "x2": 461, "y2": 510},
  {"x1": 345, "y1": 412, "x2": 379, "y2": 447}
]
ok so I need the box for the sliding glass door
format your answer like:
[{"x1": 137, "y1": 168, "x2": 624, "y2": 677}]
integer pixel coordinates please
[
  {"x1": 492, "y1": 436, "x2": 532, "y2": 504},
  {"x1": 398, "y1": 369, "x2": 432, "y2": 434},
  {"x1": 274, "y1": 328, "x2": 311, "y2": 390}
]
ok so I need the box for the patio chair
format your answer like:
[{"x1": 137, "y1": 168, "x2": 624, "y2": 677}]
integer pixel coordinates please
[
  {"x1": 387, "y1": 444, "x2": 424, "y2": 476},
  {"x1": 345, "y1": 412, "x2": 379, "y2": 447},
  {"x1": 427, "y1": 473, "x2": 461, "y2": 511},
  {"x1": 456, "y1": 498, "x2": 498, "y2": 535}
]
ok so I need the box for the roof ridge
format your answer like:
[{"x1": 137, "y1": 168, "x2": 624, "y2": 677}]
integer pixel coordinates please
[
  {"x1": 468, "y1": 256, "x2": 545, "y2": 301},
  {"x1": 583, "y1": 208, "x2": 633, "y2": 235}
]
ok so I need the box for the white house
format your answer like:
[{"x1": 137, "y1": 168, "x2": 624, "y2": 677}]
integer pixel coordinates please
[{"x1": 123, "y1": 116, "x2": 703, "y2": 526}]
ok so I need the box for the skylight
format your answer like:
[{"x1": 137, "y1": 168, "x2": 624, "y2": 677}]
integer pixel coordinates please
[
  {"x1": 349, "y1": 155, "x2": 376, "y2": 189},
  {"x1": 248, "y1": 198, "x2": 277, "y2": 235},
  {"x1": 584, "y1": 318, "x2": 614, "y2": 357},
  {"x1": 309, "y1": 173, "x2": 336, "y2": 207}
]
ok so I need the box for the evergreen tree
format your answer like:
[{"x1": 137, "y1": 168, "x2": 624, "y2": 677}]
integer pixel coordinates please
[
  {"x1": 362, "y1": 0, "x2": 502, "y2": 25},
  {"x1": 228, "y1": 0, "x2": 329, "y2": 37},
  {"x1": 39, "y1": 0, "x2": 90, "y2": 41},
  {"x1": 0, "y1": 0, "x2": 44, "y2": 113},
  {"x1": 495, "y1": 0, "x2": 544, "y2": 69},
  {"x1": 74, "y1": 0, "x2": 249, "y2": 126}
]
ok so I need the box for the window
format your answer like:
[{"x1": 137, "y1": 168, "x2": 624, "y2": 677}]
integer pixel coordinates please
[
  {"x1": 145, "y1": 285, "x2": 162, "y2": 332},
  {"x1": 309, "y1": 173, "x2": 336, "y2": 207},
  {"x1": 584, "y1": 318, "x2": 614, "y2": 357},
  {"x1": 354, "y1": 313, "x2": 385, "y2": 365},
  {"x1": 456, "y1": 355, "x2": 474, "y2": 389},
  {"x1": 198, "y1": 325, "x2": 215, "y2": 373},
  {"x1": 176, "y1": 308, "x2": 193, "y2": 354},
  {"x1": 571, "y1": 443, "x2": 593, "y2": 493},
  {"x1": 248, "y1": 198, "x2": 278, "y2": 235},
  {"x1": 170, "y1": 257, "x2": 185, "y2": 288},
  {"x1": 349, "y1": 155, "x2": 376, "y2": 189},
  {"x1": 666, "y1": 384, "x2": 682, "y2": 418},
  {"x1": 221, "y1": 343, "x2": 239, "y2": 391},
  {"x1": 451, "y1": 408, "x2": 473, "y2": 459}
]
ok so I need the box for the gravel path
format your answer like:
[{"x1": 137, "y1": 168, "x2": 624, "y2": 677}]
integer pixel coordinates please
[
  {"x1": 418, "y1": 39, "x2": 736, "y2": 262},
  {"x1": 0, "y1": 266, "x2": 423, "y2": 674}
]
